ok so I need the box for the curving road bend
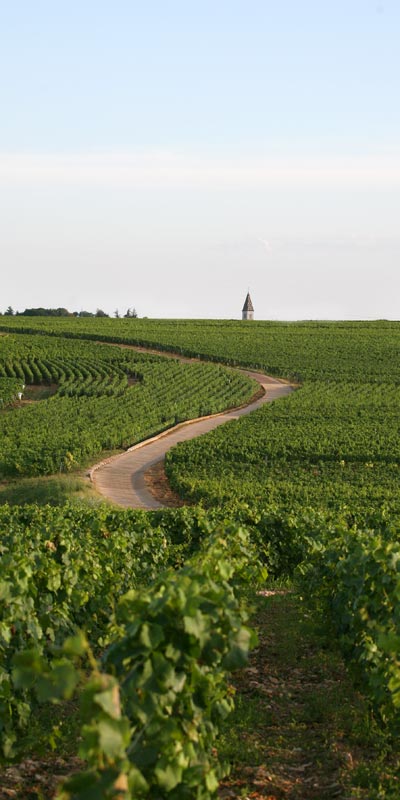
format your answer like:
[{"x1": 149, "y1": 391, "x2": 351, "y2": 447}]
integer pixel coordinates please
[{"x1": 90, "y1": 370, "x2": 293, "y2": 510}]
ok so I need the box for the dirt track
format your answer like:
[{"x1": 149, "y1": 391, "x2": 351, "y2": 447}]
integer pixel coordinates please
[{"x1": 90, "y1": 361, "x2": 293, "y2": 509}]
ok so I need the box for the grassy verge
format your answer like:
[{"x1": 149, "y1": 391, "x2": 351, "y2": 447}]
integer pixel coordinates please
[
  {"x1": 0, "y1": 474, "x2": 100, "y2": 506},
  {"x1": 218, "y1": 587, "x2": 400, "y2": 800}
]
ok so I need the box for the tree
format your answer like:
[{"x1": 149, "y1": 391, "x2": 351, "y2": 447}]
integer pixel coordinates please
[
  {"x1": 95, "y1": 309, "x2": 109, "y2": 317},
  {"x1": 4, "y1": 306, "x2": 14, "y2": 316},
  {"x1": 17, "y1": 307, "x2": 72, "y2": 317},
  {"x1": 124, "y1": 308, "x2": 138, "y2": 318},
  {"x1": 114, "y1": 309, "x2": 120, "y2": 318}
]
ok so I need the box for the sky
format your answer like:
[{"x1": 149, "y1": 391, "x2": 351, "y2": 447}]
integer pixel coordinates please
[{"x1": 0, "y1": 0, "x2": 399, "y2": 320}]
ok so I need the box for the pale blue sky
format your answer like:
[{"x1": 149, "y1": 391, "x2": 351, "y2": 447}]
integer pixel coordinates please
[{"x1": 1, "y1": 1, "x2": 399, "y2": 318}]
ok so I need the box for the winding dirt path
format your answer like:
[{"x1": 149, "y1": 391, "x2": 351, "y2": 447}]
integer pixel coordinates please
[{"x1": 90, "y1": 362, "x2": 293, "y2": 509}]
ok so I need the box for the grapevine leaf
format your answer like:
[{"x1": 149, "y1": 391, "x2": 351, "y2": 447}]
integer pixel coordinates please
[
  {"x1": 63, "y1": 631, "x2": 89, "y2": 657},
  {"x1": 155, "y1": 763, "x2": 183, "y2": 791}
]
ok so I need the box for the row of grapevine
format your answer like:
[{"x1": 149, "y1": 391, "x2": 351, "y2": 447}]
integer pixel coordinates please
[
  {"x1": 0, "y1": 335, "x2": 256, "y2": 476},
  {"x1": 1, "y1": 502, "x2": 260, "y2": 798},
  {"x1": 0, "y1": 377, "x2": 24, "y2": 408},
  {"x1": 0, "y1": 502, "x2": 191, "y2": 758},
  {"x1": 0, "y1": 334, "x2": 144, "y2": 397},
  {"x1": 3, "y1": 498, "x2": 399, "y2": 779},
  {"x1": 165, "y1": 380, "x2": 400, "y2": 516},
  {"x1": 1, "y1": 317, "x2": 399, "y2": 383},
  {"x1": 298, "y1": 513, "x2": 400, "y2": 727}
]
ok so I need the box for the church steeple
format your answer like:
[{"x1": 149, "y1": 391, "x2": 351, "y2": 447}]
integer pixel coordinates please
[{"x1": 242, "y1": 292, "x2": 254, "y2": 320}]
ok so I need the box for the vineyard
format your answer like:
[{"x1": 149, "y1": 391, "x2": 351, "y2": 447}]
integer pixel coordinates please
[
  {"x1": 0, "y1": 334, "x2": 255, "y2": 477},
  {"x1": 1, "y1": 316, "x2": 399, "y2": 382},
  {"x1": 0, "y1": 318, "x2": 400, "y2": 797},
  {"x1": 165, "y1": 380, "x2": 400, "y2": 513}
]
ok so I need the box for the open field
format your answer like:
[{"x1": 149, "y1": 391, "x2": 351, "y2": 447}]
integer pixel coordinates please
[{"x1": 1, "y1": 318, "x2": 400, "y2": 798}]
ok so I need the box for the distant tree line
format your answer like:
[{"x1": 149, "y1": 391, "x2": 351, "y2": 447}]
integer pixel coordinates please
[{"x1": 2, "y1": 306, "x2": 138, "y2": 318}]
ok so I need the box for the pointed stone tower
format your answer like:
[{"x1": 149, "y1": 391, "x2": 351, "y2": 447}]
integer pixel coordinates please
[{"x1": 242, "y1": 292, "x2": 254, "y2": 320}]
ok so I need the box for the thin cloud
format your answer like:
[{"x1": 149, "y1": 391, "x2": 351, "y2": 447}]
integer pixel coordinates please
[
  {"x1": 0, "y1": 152, "x2": 400, "y2": 186},
  {"x1": 257, "y1": 237, "x2": 272, "y2": 252}
]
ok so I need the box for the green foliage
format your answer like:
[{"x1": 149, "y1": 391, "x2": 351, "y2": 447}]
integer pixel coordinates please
[
  {"x1": 8, "y1": 530, "x2": 258, "y2": 800},
  {"x1": 0, "y1": 334, "x2": 255, "y2": 476},
  {"x1": 0, "y1": 377, "x2": 24, "y2": 408},
  {"x1": 1, "y1": 317, "x2": 399, "y2": 383},
  {"x1": 0, "y1": 475, "x2": 97, "y2": 506},
  {"x1": 298, "y1": 514, "x2": 400, "y2": 728},
  {"x1": 164, "y1": 378, "x2": 400, "y2": 515},
  {"x1": 99, "y1": 531, "x2": 256, "y2": 799},
  {"x1": 0, "y1": 503, "x2": 185, "y2": 758},
  {"x1": 1, "y1": 318, "x2": 400, "y2": 790}
]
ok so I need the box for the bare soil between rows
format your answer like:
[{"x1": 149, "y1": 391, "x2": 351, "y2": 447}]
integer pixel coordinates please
[
  {"x1": 143, "y1": 459, "x2": 186, "y2": 507},
  {"x1": 1, "y1": 592, "x2": 390, "y2": 800}
]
